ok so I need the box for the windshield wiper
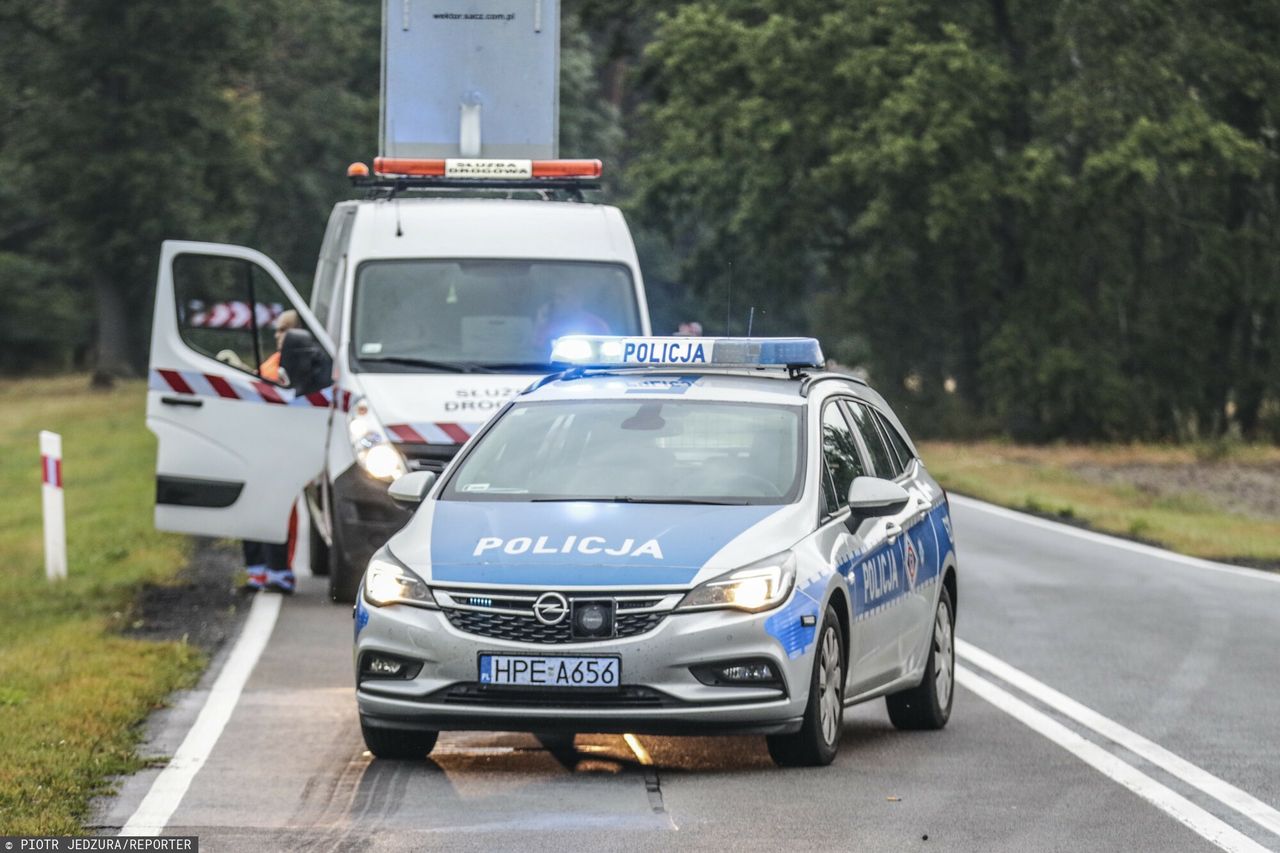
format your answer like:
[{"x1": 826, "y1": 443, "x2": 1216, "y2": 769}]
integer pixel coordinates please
[
  {"x1": 359, "y1": 356, "x2": 494, "y2": 374},
  {"x1": 531, "y1": 497, "x2": 750, "y2": 506},
  {"x1": 478, "y1": 362, "x2": 556, "y2": 372}
]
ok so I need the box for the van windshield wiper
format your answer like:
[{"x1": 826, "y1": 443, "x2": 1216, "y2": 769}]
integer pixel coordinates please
[
  {"x1": 359, "y1": 356, "x2": 494, "y2": 374},
  {"x1": 530, "y1": 496, "x2": 750, "y2": 506}
]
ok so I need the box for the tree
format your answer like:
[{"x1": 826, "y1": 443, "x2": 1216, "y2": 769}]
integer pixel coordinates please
[{"x1": 628, "y1": 0, "x2": 1280, "y2": 440}]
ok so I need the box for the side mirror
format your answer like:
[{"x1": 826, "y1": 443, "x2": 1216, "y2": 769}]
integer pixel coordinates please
[
  {"x1": 387, "y1": 470, "x2": 437, "y2": 505},
  {"x1": 847, "y1": 476, "x2": 910, "y2": 516}
]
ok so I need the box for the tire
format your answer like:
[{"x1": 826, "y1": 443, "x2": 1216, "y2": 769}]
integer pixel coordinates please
[
  {"x1": 767, "y1": 605, "x2": 845, "y2": 767},
  {"x1": 886, "y1": 585, "x2": 955, "y2": 730},
  {"x1": 308, "y1": 506, "x2": 330, "y2": 577},
  {"x1": 327, "y1": 514, "x2": 362, "y2": 604},
  {"x1": 360, "y1": 717, "x2": 438, "y2": 760}
]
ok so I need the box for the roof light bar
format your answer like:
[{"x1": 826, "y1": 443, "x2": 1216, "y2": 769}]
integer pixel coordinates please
[
  {"x1": 550, "y1": 336, "x2": 826, "y2": 370},
  {"x1": 372, "y1": 157, "x2": 602, "y2": 180}
]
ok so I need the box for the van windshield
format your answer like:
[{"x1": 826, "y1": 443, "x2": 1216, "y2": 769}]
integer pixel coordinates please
[
  {"x1": 351, "y1": 259, "x2": 641, "y2": 372},
  {"x1": 442, "y1": 400, "x2": 805, "y2": 505}
]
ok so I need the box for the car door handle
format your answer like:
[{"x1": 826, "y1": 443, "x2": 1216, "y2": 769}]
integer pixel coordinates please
[
  {"x1": 884, "y1": 521, "x2": 903, "y2": 543},
  {"x1": 161, "y1": 395, "x2": 203, "y2": 408}
]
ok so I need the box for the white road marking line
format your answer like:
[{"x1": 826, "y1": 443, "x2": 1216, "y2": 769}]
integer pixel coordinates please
[
  {"x1": 959, "y1": 639, "x2": 1280, "y2": 840},
  {"x1": 623, "y1": 733, "x2": 653, "y2": 766},
  {"x1": 120, "y1": 592, "x2": 283, "y2": 836},
  {"x1": 957, "y1": 666, "x2": 1271, "y2": 853},
  {"x1": 948, "y1": 494, "x2": 1280, "y2": 585}
]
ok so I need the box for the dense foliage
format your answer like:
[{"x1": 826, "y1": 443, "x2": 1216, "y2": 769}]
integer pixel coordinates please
[
  {"x1": 0, "y1": 0, "x2": 1276, "y2": 441},
  {"x1": 630, "y1": 0, "x2": 1280, "y2": 440}
]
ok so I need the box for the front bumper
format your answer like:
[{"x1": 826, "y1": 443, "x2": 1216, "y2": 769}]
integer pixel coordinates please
[{"x1": 355, "y1": 594, "x2": 813, "y2": 735}]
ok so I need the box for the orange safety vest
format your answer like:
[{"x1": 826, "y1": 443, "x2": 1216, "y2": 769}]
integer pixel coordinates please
[{"x1": 260, "y1": 351, "x2": 282, "y2": 382}]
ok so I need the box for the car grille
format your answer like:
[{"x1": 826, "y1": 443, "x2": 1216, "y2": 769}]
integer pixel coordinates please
[
  {"x1": 435, "y1": 588, "x2": 681, "y2": 645},
  {"x1": 437, "y1": 684, "x2": 673, "y2": 708},
  {"x1": 443, "y1": 608, "x2": 666, "y2": 643}
]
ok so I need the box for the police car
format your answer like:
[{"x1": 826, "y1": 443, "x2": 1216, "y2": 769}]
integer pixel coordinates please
[{"x1": 355, "y1": 336, "x2": 958, "y2": 766}]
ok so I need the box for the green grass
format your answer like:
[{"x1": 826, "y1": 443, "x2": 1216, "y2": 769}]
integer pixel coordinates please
[
  {"x1": 919, "y1": 441, "x2": 1280, "y2": 563},
  {"x1": 0, "y1": 376, "x2": 204, "y2": 834}
]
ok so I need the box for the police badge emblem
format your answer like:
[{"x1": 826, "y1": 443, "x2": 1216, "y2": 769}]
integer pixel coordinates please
[{"x1": 905, "y1": 537, "x2": 919, "y2": 590}]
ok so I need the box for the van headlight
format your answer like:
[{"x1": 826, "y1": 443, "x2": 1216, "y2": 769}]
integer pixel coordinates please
[
  {"x1": 364, "y1": 555, "x2": 436, "y2": 608},
  {"x1": 677, "y1": 552, "x2": 796, "y2": 613},
  {"x1": 347, "y1": 398, "x2": 406, "y2": 481}
]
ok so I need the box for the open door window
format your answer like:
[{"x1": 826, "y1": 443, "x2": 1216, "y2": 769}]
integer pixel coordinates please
[{"x1": 147, "y1": 240, "x2": 335, "y2": 543}]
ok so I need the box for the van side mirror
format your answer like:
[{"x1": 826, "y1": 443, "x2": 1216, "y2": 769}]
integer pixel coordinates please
[
  {"x1": 387, "y1": 470, "x2": 437, "y2": 505},
  {"x1": 847, "y1": 476, "x2": 910, "y2": 516}
]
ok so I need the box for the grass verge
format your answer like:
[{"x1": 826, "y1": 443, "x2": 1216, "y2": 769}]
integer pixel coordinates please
[
  {"x1": 0, "y1": 376, "x2": 204, "y2": 834},
  {"x1": 919, "y1": 441, "x2": 1280, "y2": 565}
]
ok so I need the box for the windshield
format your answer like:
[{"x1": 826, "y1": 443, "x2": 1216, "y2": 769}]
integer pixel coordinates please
[
  {"x1": 351, "y1": 259, "x2": 641, "y2": 371},
  {"x1": 442, "y1": 400, "x2": 804, "y2": 504}
]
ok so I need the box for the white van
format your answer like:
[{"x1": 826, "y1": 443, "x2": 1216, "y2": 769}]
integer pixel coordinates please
[{"x1": 147, "y1": 194, "x2": 651, "y2": 601}]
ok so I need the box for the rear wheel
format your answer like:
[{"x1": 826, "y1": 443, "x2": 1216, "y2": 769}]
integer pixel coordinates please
[
  {"x1": 360, "y1": 717, "x2": 438, "y2": 760},
  {"x1": 767, "y1": 605, "x2": 844, "y2": 767},
  {"x1": 886, "y1": 585, "x2": 955, "y2": 730},
  {"x1": 327, "y1": 514, "x2": 361, "y2": 604}
]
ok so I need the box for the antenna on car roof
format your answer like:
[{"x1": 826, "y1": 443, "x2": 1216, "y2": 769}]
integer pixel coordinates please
[
  {"x1": 747, "y1": 306, "x2": 755, "y2": 337},
  {"x1": 724, "y1": 268, "x2": 734, "y2": 335}
]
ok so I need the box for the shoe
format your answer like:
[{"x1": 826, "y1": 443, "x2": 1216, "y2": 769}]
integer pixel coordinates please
[
  {"x1": 266, "y1": 569, "x2": 296, "y2": 594},
  {"x1": 244, "y1": 566, "x2": 267, "y2": 591}
]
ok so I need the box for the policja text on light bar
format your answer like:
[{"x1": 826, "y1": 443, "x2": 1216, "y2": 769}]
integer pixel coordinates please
[{"x1": 549, "y1": 336, "x2": 826, "y2": 369}]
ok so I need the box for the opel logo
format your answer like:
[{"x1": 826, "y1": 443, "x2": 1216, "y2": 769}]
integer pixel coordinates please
[{"x1": 532, "y1": 592, "x2": 569, "y2": 626}]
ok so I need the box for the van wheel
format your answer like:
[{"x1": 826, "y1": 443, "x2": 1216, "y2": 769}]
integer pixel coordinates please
[
  {"x1": 886, "y1": 586, "x2": 955, "y2": 730},
  {"x1": 327, "y1": 517, "x2": 361, "y2": 603},
  {"x1": 361, "y1": 717, "x2": 438, "y2": 759},
  {"x1": 767, "y1": 605, "x2": 844, "y2": 767},
  {"x1": 308, "y1": 510, "x2": 330, "y2": 577}
]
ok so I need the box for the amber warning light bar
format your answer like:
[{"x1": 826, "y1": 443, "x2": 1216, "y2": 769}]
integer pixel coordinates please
[{"x1": 361, "y1": 157, "x2": 602, "y2": 180}]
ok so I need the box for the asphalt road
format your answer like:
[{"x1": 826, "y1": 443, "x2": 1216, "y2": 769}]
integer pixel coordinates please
[{"x1": 95, "y1": 497, "x2": 1280, "y2": 851}]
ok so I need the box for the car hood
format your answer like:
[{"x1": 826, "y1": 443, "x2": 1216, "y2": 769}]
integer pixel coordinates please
[
  {"x1": 350, "y1": 373, "x2": 538, "y2": 443},
  {"x1": 388, "y1": 499, "x2": 798, "y2": 587}
]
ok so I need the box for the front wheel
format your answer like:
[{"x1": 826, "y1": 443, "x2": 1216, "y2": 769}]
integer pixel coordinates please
[
  {"x1": 767, "y1": 605, "x2": 845, "y2": 767},
  {"x1": 360, "y1": 717, "x2": 439, "y2": 760},
  {"x1": 886, "y1": 585, "x2": 955, "y2": 730},
  {"x1": 327, "y1": 512, "x2": 362, "y2": 604},
  {"x1": 308, "y1": 505, "x2": 330, "y2": 578}
]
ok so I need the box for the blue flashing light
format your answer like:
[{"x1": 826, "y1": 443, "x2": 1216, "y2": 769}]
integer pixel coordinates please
[{"x1": 550, "y1": 336, "x2": 825, "y2": 369}]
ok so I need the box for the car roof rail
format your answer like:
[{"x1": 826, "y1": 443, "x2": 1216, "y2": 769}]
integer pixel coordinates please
[{"x1": 798, "y1": 371, "x2": 869, "y2": 397}]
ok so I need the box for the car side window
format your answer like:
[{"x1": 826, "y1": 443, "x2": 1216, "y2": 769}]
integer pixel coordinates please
[
  {"x1": 874, "y1": 409, "x2": 915, "y2": 475},
  {"x1": 173, "y1": 254, "x2": 328, "y2": 390},
  {"x1": 845, "y1": 400, "x2": 899, "y2": 479},
  {"x1": 821, "y1": 401, "x2": 866, "y2": 514},
  {"x1": 310, "y1": 207, "x2": 354, "y2": 332}
]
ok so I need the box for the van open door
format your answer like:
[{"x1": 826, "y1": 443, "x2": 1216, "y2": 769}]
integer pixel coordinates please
[{"x1": 147, "y1": 240, "x2": 335, "y2": 543}]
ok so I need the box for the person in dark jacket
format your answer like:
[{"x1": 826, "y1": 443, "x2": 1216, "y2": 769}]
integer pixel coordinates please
[{"x1": 244, "y1": 313, "x2": 333, "y2": 593}]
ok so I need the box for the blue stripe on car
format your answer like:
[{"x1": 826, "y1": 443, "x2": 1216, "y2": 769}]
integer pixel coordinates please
[
  {"x1": 428, "y1": 501, "x2": 781, "y2": 586},
  {"x1": 764, "y1": 575, "x2": 823, "y2": 658}
]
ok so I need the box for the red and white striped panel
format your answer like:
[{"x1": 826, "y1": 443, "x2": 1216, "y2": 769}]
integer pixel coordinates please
[
  {"x1": 150, "y1": 368, "x2": 332, "y2": 408},
  {"x1": 186, "y1": 301, "x2": 284, "y2": 329},
  {"x1": 41, "y1": 454, "x2": 63, "y2": 488},
  {"x1": 385, "y1": 422, "x2": 483, "y2": 445}
]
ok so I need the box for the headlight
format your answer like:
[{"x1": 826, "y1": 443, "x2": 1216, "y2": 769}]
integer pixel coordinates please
[
  {"x1": 347, "y1": 398, "x2": 406, "y2": 482},
  {"x1": 677, "y1": 552, "x2": 796, "y2": 613},
  {"x1": 364, "y1": 555, "x2": 436, "y2": 608}
]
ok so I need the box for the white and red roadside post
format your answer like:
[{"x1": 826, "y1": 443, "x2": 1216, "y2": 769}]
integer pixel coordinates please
[{"x1": 40, "y1": 430, "x2": 67, "y2": 581}]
